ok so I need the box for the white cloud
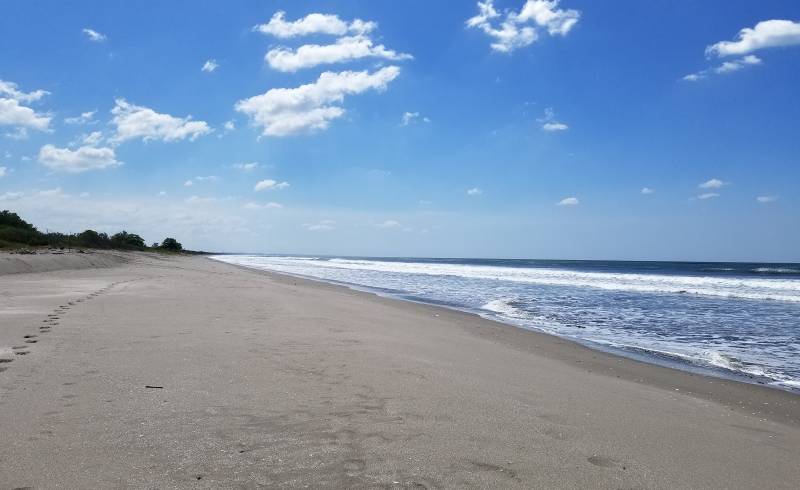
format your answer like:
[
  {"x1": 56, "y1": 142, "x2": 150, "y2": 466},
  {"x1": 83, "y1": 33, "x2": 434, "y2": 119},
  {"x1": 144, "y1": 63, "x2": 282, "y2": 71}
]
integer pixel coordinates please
[
  {"x1": 714, "y1": 54, "x2": 762, "y2": 73},
  {"x1": 697, "y1": 192, "x2": 719, "y2": 200},
  {"x1": 244, "y1": 201, "x2": 283, "y2": 210},
  {"x1": 65, "y1": 110, "x2": 97, "y2": 125},
  {"x1": 682, "y1": 73, "x2": 706, "y2": 82},
  {"x1": 756, "y1": 195, "x2": 779, "y2": 203},
  {"x1": 158, "y1": 191, "x2": 167, "y2": 196},
  {"x1": 254, "y1": 179, "x2": 290, "y2": 191},
  {"x1": 4, "y1": 127, "x2": 29, "y2": 140},
  {"x1": 83, "y1": 28, "x2": 107, "y2": 42},
  {"x1": 641, "y1": 187, "x2": 655, "y2": 195},
  {"x1": 201, "y1": 59, "x2": 219, "y2": 72},
  {"x1": 80, "y1": 131, "x2": 104, "y2": 146},
  {"x1": 37, "y1": 144, "x2": 121, "y2": 173},
  {"x1": 255, "y1": 11, "x2": 375, "y2": 39},
  {"x1": 401, "y1": 111, "x2": 429, "y2": 126},
  {"x1": 266, "y1": 35, "x2": 411, "y2": 72},
  {"x1": 233, "y1": 162, "x2": 259, "y2": 172},
  {"x1": 538, "y1": 107, "x2": 568, "y2": 131},
  {"x1": 224, "y1": 120, "x2": 235, "y2": 131},
  {"x1": 699, "y1": 178, "x2": 728, "y2": 189},
  {"x1": 110, "y1": 98, "x2": 211, "y2": 144},
  {"x1": 466, "y1": 0, "x2": 580, "y2": 53},
  {"x1": 303, "y1": 219, "x2": 336, "y2": 231},
  {"x1": 0, "y1": 191, "x2": 22, "y2": 201},
  {"x1": 195, "y1": 175, "x2": 218, "y2": 182},
  {"x1": 375, "y1": 219, "x2": 401, "y2": 229},
  {"x1": 706, "y1": 20, "x2": 800, "y2": 57},
  {"x1": 467, "y1": 187, "x2": 483, "y2": 196},
  {"x1": 557, "y1": 196, "x2": 579, "y2": 206},
  {"x1": 0, "y1": 166, "x2": 6, "y2": 178},
  {"x1": 0, "y1": 79, "x2": 49, "y2": 103},
  {"x1": 235, "y1": 66, "x2": 400, "y2": 137},
  {"x1": 0, "y1": 98, "x2": 51, "y2": 131},
  {"x1": 184, "y1": 180, "x2": 193, "y2": 187}
]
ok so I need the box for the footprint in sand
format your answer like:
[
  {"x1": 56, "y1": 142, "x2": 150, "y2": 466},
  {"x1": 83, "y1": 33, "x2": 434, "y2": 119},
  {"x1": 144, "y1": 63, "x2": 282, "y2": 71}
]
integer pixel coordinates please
[
  {"x1": 23, "y1": 335, "x2": 38, "y2": 344},
  {"x1": 587, "y1": 455, "x2": 619, "y2": 468},
  {"x1": 0, "y1": 348, "x2": 15, "y2": 363},
  {"x1": 12, "y1": 346, "x2": 30, "y2": 356}
]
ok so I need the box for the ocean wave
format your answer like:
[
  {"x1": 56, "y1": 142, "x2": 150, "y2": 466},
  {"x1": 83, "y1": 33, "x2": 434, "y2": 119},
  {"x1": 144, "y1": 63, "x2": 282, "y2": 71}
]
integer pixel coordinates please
[
  {"x1": 752, "y1": 267, "x2": 800, "y2": 274},
  {"x1": 236, "y1": 256, "x2": 800, "y2": 303}
]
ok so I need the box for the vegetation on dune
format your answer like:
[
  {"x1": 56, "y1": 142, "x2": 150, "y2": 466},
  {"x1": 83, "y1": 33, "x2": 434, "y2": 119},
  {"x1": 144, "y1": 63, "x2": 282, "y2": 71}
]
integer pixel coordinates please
[{"x1": 0, "y1": 210, "x2": 189, "y2": 253}]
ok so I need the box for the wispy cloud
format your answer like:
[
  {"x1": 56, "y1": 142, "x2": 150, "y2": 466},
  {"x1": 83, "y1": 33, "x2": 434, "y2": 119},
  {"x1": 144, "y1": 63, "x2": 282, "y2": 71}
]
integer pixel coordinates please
[
  {"x1": 467, "y1": 187, "x2": 483, "y2": 196},
  {"x1": 756, "y1": 195, "x2": 779, "y2": 203},
  {"x1": 697, "y1": 192, "x2": 719, "y2": 200},
  {"x1": 557, "y1": 196, "x2": 579, "y2": 206},
  {"x1": 641, "y1": 187, "x2": 655, "y2": 195},
  {"x1": 699, "y1": 178, "x2": 728, "y2": 189},
  {"x1": 201, "y1": 59, "x2": 219, "y2": 72},
  {"x1": 82, "y1": 28, "x2": 107, "y2": 42},
  {"x1": 538, "y1": 107, "x2": 568, "y2": 131}
]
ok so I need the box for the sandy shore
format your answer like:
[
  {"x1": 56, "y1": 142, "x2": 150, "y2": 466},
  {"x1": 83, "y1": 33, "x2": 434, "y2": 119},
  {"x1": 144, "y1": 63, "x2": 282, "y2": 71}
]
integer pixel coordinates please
[{"x1": 1, "y1": 253, "x2": 798, "y2": 489}]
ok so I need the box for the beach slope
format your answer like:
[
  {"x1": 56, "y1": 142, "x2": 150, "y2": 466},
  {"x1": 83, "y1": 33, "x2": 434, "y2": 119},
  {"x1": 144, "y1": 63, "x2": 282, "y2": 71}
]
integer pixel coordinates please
[{"x1": 0, "y1": 254, "x2": 798, "y2": 489}]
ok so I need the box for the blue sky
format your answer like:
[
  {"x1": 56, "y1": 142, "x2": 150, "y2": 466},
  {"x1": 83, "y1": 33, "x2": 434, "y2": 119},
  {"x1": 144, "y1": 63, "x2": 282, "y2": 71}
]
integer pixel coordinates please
[{"x1": 1, "y1": 0, "x2": 799, "y2": 261}]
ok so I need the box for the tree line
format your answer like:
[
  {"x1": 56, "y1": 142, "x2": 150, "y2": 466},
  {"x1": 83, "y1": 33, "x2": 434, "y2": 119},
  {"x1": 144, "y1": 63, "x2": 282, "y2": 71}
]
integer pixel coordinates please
[{"x1": 0, "y1": 210, "x2": 184, "y2": 252}]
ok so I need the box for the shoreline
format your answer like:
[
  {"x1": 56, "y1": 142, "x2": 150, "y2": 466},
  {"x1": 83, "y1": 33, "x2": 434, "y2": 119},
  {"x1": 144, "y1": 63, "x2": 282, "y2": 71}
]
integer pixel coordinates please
[
  {"x1": 2, "y1": 254, "x2": 799, "y2": 488},
  {"x1": 212, "y1": 256, "x2": 800, "y2": 394},
  {"x1": 214, "y1": 257, "x2": 800, "y2": 427}
]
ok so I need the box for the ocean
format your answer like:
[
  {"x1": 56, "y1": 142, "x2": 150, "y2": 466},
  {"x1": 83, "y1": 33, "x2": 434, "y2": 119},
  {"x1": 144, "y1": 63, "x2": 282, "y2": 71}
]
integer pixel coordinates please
[{"x1": 210, "y1": 255, "x2": 800, "y2": 392}]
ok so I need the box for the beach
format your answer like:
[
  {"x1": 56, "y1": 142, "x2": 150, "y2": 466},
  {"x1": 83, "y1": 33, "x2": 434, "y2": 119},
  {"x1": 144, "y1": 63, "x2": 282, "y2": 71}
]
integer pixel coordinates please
[{"x1": 1, "y1": 252, "x2": 799, "y2": 489}]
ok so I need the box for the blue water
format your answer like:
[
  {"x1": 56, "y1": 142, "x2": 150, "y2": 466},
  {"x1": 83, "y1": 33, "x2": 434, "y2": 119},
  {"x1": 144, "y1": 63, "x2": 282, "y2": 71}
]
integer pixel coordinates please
[{"x1": 211, "y1": 255, "x2": 800, "y2": 392}]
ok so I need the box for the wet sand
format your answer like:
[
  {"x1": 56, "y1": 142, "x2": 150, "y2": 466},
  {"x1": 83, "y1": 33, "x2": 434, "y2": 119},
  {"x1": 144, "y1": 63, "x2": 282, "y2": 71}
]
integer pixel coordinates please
[{"x1": 1, "y1": 253, "x2": 798, "y2": 488}]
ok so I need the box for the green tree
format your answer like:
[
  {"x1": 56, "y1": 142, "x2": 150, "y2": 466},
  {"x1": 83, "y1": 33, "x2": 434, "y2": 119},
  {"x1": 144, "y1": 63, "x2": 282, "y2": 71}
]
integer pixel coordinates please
[
  {"x1": 110, "y1": 231, "x2": 146, "y2": 250},
  {"x1": 160, "y1": 237, "x2": 182, "y2": 252}
]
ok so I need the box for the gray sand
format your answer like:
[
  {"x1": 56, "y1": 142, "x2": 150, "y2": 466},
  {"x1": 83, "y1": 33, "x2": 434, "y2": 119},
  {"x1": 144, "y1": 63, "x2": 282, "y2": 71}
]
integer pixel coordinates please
[{"x1": 1, "y1": 253, "x2": 798, "y2": 488}]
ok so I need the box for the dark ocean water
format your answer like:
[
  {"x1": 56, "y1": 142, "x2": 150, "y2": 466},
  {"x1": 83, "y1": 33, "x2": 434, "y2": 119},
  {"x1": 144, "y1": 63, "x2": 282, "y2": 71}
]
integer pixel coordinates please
[{"x1": 211, "y1": 255, "x2": 800, "y2": 391}]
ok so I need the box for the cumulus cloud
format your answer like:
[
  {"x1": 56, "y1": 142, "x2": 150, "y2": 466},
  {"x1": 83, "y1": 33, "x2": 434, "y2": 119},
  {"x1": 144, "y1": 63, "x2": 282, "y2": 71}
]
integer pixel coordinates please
[
  {"x1": 641, "y1": 187, "x2": 655, "y2": 195},
  {"x1": 201, "y1": 59, "x2": 219, "y2": 72},
  {"x1": 557, "y1": 196, "x2": 579, "y2": 206},
  {"x1": 64, "y1": 110, "x2": 97, "y2": 125},
  {"x1": 699, "y1": 178, "x2": 728, "y2": 189},
  {"x1": 235, "y1": 66, "x2": 400, "y2": 137},
  {"x1": 184, "y1": 180, "x2": 193, "y2": 187},
  {"x1": 0, "y1": 166, "x2": 6, "y2": 178},
  {"x1": 756, "y1": 195, "x2": 779, "y2": 203},
  {"x1": 254, "y1": 179, "x2": 290, "y2": 191},
  {"x1": 37, "y1": 144, "x2": 121, "y2": 173},
  {"x1": 255, "y1": 11, "x2": 375, "y2": 38},
  {"x1": 706, "y1": 20, "x2": 800, "y2": 57},
  {"x1": 0, "y1": 80, "x2": 51, "y2": 132},
  {"x1": 265, "y1": 35, "x2": 411, "y2": 72},
  {"x1": 82, "y1": 28, "x2": 107, "y2": 42},
  {"x1": 303, "y1": 219, "x2": 336, "y2": 231},
  {"x1": 538, "y1": 107, "x2": 568, "y2": 131},
  {"x1": 466, "y1": 0, "x2": 580, "y2": 53},
  {"x1": 467, "y1": 187, "x2": 483, "y2": 196},
  {"x1": 110, "y1": 98, "x2": 211, "y2": 144}
]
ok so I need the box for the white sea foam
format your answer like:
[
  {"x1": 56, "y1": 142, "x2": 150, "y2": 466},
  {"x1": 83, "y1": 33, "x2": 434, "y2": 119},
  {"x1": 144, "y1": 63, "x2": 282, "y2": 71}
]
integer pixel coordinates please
[{"x1": 215, "y1": 255, "x2": 800, "y2": 303}]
